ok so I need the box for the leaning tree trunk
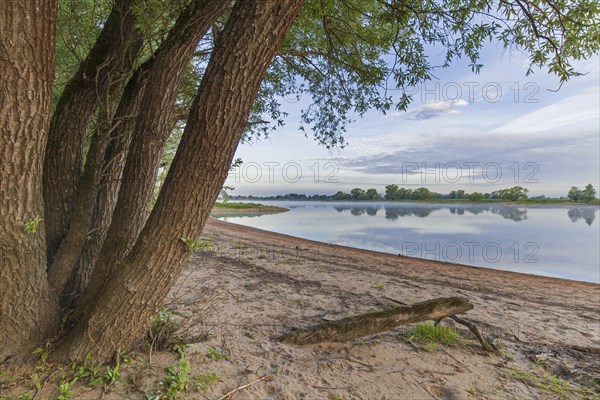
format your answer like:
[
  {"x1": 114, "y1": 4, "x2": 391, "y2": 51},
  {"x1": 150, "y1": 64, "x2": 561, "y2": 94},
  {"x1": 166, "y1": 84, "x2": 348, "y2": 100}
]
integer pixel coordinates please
[
  {"x1": 69, "y1": 66, "x2": 152, "y2": 298},
  {"x1": 58, "y1": 0, "x2": 305, "y2": 362},
  {"x1": 47, "y1": 44, "x2": 143, "y2": 297},
  {"x1": 47, "y1": 94, "x2": 122, "y2": 297},
  {"x1": 43, "y1": 0, "x2": 140, "y2": 264},
  {"x1": 79, "y1": 0, "x2": 230, "y2": 311},
  {"x1": 0, "y1": 0, "x2": 60, "y2": 362}
]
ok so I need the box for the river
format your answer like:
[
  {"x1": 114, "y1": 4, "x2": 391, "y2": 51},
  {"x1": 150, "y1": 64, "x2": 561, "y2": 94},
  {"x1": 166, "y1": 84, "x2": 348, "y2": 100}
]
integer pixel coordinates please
[{"x1": 215, "y1": 202, "x2": 600, "y2": 283}]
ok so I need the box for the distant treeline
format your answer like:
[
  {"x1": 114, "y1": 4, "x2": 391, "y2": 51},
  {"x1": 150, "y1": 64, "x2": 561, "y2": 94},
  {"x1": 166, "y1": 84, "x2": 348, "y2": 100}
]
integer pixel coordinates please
[{"x1": 228, "y1": 183, "x2": 598, "y2": 203}]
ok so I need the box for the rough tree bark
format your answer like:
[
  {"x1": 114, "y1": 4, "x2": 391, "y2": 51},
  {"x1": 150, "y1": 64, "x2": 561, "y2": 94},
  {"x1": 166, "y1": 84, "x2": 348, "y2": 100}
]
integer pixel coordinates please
[
  {"x1": 47, "y1": 48, "x2": 142, "y2": 297},
  {"x1": 43, "y1": 0, "x2": 140, "y2": 263},
  {"x1": 69, "y1": 67, "x2": 152, "y2": 298},
  {"x1": 58, "y1": 0, "x2": 305, "y2": 362},
  {"x1": 0, "y1": 0, "x2": 60, "y2": 362},
  {"x1": 46, "y1": 120, "x2": 112, "y2": 297},
  {"x1": 79, "y1": 0, "x2": 230, "y2": 310}
]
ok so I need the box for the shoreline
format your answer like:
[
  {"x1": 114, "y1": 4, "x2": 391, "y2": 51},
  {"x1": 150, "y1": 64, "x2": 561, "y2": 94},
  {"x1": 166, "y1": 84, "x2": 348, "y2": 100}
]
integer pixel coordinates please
[
  {"x1": 202, "y1": 217, "x2": 600, "y2": 342},
  {"x1": 211, "y1": 205, "x2": 289, "y2": 214},
  {"x1": 208, "y1": 218, "x2": 599, "y2": 286}
]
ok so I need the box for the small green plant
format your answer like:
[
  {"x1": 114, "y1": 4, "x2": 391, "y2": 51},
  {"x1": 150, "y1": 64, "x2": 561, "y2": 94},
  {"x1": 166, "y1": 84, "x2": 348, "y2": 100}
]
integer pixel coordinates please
[
  {"x1": 32, "y1": 340, "x2": 52, "y2": 368},
  {"x1": 163, "y1": 364, "x2": 187, "y2": 399},
  {"x1": 375, "y1": 282, "x2": 385, "y2": 290},
  {"x1": 70, "y1": 357, "x2": 97, "y2": 385},
  {"x1": 331, "y1": 394, "x2": 343, "y2": 400},
  {"x1": 102, "y1": 364, "x2": 121, "y2": 386},
  {"x1": 194, "y1": 373, "x2": 219, "y2": 391},
  {"x1": 467, "y1": 384, "x2": 482, "y2": 397},
  {"x1": 148, "y1": 308, "x2": 180, "y2": 350},
  {"x1": 207, "y1": 347, "x2": 226, "y2": 361},
  {"x1": 9, "y1": 352, "x2": 131, "y2": 400},
  {"x1": 23, "y1": 216, "x2": 42, "y2": 234},
  {"x1": 56, "y1": 376, "x2": 77, "y2": 400},
  {"x1": 180, "y1": 237, "x2": 213, "y2": 252},
  {"x1": 147, "y1": 345, "x2": 190, "y2": 400},
  {"x1": 244, "y1": 331, "x2": 255, "y2": 339},
  {"x1": 68, "y1": 352, "x2": 127, "y2": 388},
  {"x1": 405, "y1": 324, "x2": 460, "y2": 351},
  {"x1": 17, "y1": 391, "x2": 34, "y2": 400},
  {"x1": 119, "y1": 352, "x2": 133, "y2": 364}
]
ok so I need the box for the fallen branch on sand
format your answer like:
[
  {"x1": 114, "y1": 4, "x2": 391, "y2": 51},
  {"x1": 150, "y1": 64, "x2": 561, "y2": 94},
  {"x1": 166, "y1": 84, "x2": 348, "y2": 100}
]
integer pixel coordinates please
[
  {"x1": 437, "y1": 315, "x2": 498, "y2": 353},
  {"x1": 278, "y1": 297, "x2": 473, "y2": 345}
]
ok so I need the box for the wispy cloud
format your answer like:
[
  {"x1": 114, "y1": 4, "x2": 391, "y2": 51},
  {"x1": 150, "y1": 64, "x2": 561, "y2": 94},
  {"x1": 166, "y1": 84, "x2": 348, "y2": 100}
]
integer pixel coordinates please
[
  {"x1": 401, "y1": 99, "x2": 469, "y2": 120},
  {"x1": 491, "y1": 88, "x2": 599, "y2": 135}
]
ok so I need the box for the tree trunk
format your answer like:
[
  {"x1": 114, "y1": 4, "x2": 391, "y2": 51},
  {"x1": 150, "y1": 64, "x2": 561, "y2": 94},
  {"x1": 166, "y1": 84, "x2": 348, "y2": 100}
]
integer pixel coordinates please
[
  {"x1": 43, "y1": 0, "x2": 140, "y2": 264},
  {"x1": 69, "y1": 66, "x2": 152, "y2": 298},
  {"x1": 47, "y1": 44, "x2": 143, "y2": 297},
  {"x1": 0, "y1": 0, "x2": 60, "y2": 362},
  {"x1": 278, "y1": 297, "x2": 474, "y2": 345},
  {"x1": 47, "y1": 95, "x2": 120, "y2": 297},
  {"x1": 80, "y1": 0, "x2": 229, "y2": 310},
  {"x1": 58, "y1": 0, "x2": 305, "y2": 362}
]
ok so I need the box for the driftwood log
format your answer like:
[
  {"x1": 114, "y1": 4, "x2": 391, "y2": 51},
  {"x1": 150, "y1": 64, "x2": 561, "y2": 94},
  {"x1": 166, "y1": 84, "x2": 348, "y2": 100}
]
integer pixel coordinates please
[{"x1": 278, "y1": 297, "x2": 473, "y2": 345}]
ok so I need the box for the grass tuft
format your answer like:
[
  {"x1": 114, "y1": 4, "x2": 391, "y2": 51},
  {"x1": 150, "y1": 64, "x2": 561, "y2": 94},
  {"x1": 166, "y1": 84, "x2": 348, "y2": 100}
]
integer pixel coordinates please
[
  {"x1": 507, "y1": 367, "x2": 600, "y2": 399},
  {"x1": 405, "y1": 323, "x2": 460, "y2": 351},
  {"x1": 194, "y1": 373, "x2": 219, "y2": 392},
  {"x1": 147, "y1": 308, "x2": 180, "y2": 350}
]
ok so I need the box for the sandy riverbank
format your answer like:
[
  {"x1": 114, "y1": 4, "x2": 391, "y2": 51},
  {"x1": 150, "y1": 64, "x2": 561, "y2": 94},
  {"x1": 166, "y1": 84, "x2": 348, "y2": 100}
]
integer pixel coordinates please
[
  {"x1": 158, "y1": 219, "x2": 599, "y2": 399},
  {"x1": 3, "y1": 219, "x2": 598, "y2": 399}
]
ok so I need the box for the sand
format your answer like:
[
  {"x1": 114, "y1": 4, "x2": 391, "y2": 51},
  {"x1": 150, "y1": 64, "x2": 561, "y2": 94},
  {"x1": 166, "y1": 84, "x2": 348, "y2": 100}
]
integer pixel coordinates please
[
  {"x1": 156, "y1": 219, "x2": 599, "y2": 399},
  {"x1": 2, "y1": 218, "x2": 599, "y2": 399}
]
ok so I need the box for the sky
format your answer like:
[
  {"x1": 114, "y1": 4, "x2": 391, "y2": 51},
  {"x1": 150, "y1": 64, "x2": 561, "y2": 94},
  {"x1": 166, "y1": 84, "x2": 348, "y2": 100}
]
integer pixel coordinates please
[{"x1": 225, "y1": 43, "x2": 600, "y2": 198}]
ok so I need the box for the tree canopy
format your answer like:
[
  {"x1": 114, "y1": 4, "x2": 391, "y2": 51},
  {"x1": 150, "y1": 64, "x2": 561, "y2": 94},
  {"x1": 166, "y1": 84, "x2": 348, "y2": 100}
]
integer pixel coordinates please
[
  {"x1": 56, "y1": 0, "x2": 600, "y2": 148},
  {"x1": 568, "y1": 183, "x2": 598, "y2": 202}
]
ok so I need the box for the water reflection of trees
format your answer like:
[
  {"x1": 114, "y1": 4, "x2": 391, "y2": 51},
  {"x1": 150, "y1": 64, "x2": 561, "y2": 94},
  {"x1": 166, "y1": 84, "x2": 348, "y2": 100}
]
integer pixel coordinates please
[
  {"x1": 384, "y1": 207, "x2": 440, "y2": 220},
  {"x1": 487, "y1": 206, "x2": 528, "y2": 222},
  {"x1": 450, "y1": 205, "x2": 528, "y2": 221},
  {"x1": 334, "y1": 206, "x2": 380, "y2": 216},
  {"x1": 568, "y1": 208, "x2": 597, "y2": 226},
  {"x1": 450, "y1": 206, "x2": 485, "y2": 215},
  {"x1": 333, "y1": 204, "x2": 529, "y2": 222},
  {"x1": 384, "y1": 205, "x2": 528, "y2": 221}
]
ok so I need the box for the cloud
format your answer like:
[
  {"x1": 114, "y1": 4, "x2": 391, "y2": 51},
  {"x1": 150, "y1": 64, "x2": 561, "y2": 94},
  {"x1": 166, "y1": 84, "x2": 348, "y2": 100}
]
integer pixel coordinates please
[
  {"x1": 400, "y1": 99, "x2": 469, "y2": 120},
  {"x1": 491, "y1": 88, "x2": 600, "y2": 135},
  {"x1": 328, "y1": 130, "x2": 599, "y2": 195}
]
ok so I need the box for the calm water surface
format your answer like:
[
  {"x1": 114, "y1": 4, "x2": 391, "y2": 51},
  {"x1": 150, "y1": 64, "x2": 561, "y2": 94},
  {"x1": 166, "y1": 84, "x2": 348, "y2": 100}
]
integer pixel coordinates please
[{"x1": 215, "y1": 202, "x2": 600, "y2": 283}]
